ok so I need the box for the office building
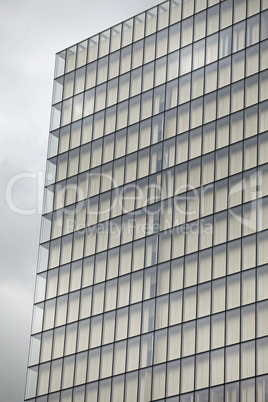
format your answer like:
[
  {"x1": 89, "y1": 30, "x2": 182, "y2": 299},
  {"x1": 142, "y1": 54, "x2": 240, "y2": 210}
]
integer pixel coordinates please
[{"x1": 25, "y1": 0, "x2": 268, "y2": 400}]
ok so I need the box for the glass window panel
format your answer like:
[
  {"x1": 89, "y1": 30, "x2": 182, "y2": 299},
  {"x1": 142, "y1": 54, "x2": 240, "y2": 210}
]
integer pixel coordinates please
[
  {"x1": 154, "y1": 328, "x2": 167, "y2": 364},
  {"x1": 87, "y1": 36, "x2": 98, "y2": 63},
  {"x1": 144, "y1": 35, "x2": 156, "y2": 63},
  {"x1": 181, "y1": 357, "x2": 194, "y2": 393},
  {"x1": 170, "y1": 0, "x2": 182, "y2": 23},
  {"x1": 234, "y1": 0, "x2": 246, "y2": 22},
  {"x1": 106, "y1": 79, "x2": 118, "y2": 107},
  {"x1": 210, "y1": 349, "x2": 224, "y2": 386},
  {"x1": 257, "y1": 375, "x2": 268, "y2": 402},
  {"x1": 246, "y1": 44, "x2": 259, "y2": 76},
  {"x1": 230, "y1": 111, "x2": 243, "y2": 144},
  {"x1": 110, "y1": 25, "x2": 121, "y2": 52},
  {"x1": 257, "y1": 300, "x2": 268, "y2": 338},
  {"x1": 212, "y1": 278, "x2": 226, "y2": 313},
  {"x1": 180, "y1": 46, "x2": 192, "y2": 75},
  {"x1": 169, "y1": 22, "x2": 180, "y2": 53},
  {"x1": 257, "y1": 264, "x2": 268, "y2": 301},
  {"x1": 120, "y1": 47, "x2": 132, "y2": 75},
  {"x1": 241, "y1": 341, "x2": 255, "y2": 378},
  {"x1": 109, "y1": 51, "x2": 120, "y2": 79},
  {"x1": 207, "y1": 5, "x2": 219, "y2": 35},
  {"x1": 206, "y1": 34, "x2": 218, "y2": 64},
  {"x1": 257, "y1": 338, "x2": 268, "y2": 375},
  {"x1": 155, "y1": 56, "x2": 167, "y2": 86},
  {"x1": 258, "y1": 230, "x2": 268, "y2": 265},
  {"x1": 177, "y1": 103, "x2": 190, "y2": 134},
  {"x1": 74, "y1": 67, "x2": 85, "y2": 95},
  {"x1": 155, "y1": 295, "x2": 168, "y2": 329},
  {"x1": 55, "y1": 50, "x2": 65, "y2": 78},
  {"x1": 37, "y1": 362, "x2": 50, "y2": 396},
  {"x1": 153, "y1": 86, "x2": 165, "y2": 115},
  {"x1": 166, "y1": 360, "x2": 180, "y2": 397},
  {"x1": 191, "y1": 98, "x2": 203, "y2": 129},
  {"x1": 198, "y1": 249, "x2": 212, "y2": 283},
  {"x1": 232, "y1": 51, "x2": 245, "y2": 83},
  {"x1": 227, "y1": 273, "x2": 240, "y2": 309},
  {"x1": 128, "y1": 96, "x2": 140, "y2": 126},
  {"x1": 182, "y1": 321, "x2": 195, "y2": 357},
  {"x1": 130, "y1": 68, "x2": 142, "y2": 97},
  {"x1": 179, "y1": 74, "x2": 191, "y2": 104},
  {"x1": 98, "y1": 379, "x2": 111, "y2": 402},
  {"x1": 152, "y1": 364, "x2": 166, "y2": 400},
  {"x1": 86, "y1": 381, "x2": 98, "y2": 402},
  {"x1": 117, "y1": 101, "x2": 128, "y2": 130},
  {"x1": 196, "y1": 353, "x2": 209, "y2": 389},
  {"x1": 219, "y1": 57, "x2": 231, "y2": 88},
  {"x1": 261, "y1": 10, "x2": 268, "y2": 39},
  {"x1": 183, "y1": 287, "x2": 197, "y2": 321},
  {"x1": 63, "y1": 72, "x2": 74, "y2": 100},
  {"x1": 138, "y1": 149, "x2": 150, "y2": 179},
  {"x1": 233, "y1": 21, "x2": 246, "y2": 53},
  {"x1": 220, "y1": 0, "x2": 232, "y2": 29},
  {"x1": 97, "y1": 56, "x2": 108, "y2": 84},
  {"x1": 205, "y1": 63, "x2": 217, "y2": 94},
  {"x1": 260, "y1": 70, "x2": 268, "y2": 102},
  {"x1": 194, "y1": 11, "x2": 206, "y2": 41},
  {"x1": 85, "y1": 62, "x2": 97, "y2": 90},
  {"x1": 143, "y1": 62, "x2": 154, "y2": 91},
  {"x1": 226, "y1": 308, "x2": 240, "y2": 345},
  {"x1": 247, "y1": 15, "x2": 260, "y2": 46},
  {"x1": 183, "y1": 0, "x2": 194, "y2": 18},
  {"x1": 198, "y1": 282, "x2": 211, "y2": 317},
  {"x1": 168, "y1": 324, "x2": 181, "y2": 360},
  {"x1": 232, "y1": 82, "x2": 244, "y2": 112},
  {"x1": 210, "y1": 386, "x2": 224, "y2": 402},
  {"x1": 259, "y1": 101, "x2": 268, "y2": 133},
  {"x1": 100, "y1": 345, "x2": 113, "y2": 379},
  {"x1": 65, "y1": 322, "x2": 77, "y2": 356},
  {"x1": 140, "y1": 332, "x2": 153, "y2": 368},
  {"x1": 192, "y1": 68, "x2": 204, "y2": 99},
  {"x1": 226, "y1": 345, "x2": 239, "y2": 383},
  {"x1": 197, "y1": 317, "x2": 210, "y2": 353},
  {"x1": 50, "y1": 104, "x2": 61, "y2": 131},
  {"x1": 158, "y1": 2, "x2": 169, "y2": 29},
  {"x1": 217, "y1": 88, "x2": 230, "y2": 119},
  {"x1": 133, "y1": 13, "x2": 145, "y2": 41},
  {"x1": 242, "y1": 304, "x2": 255, "y2": 341},
  {"x1": 122, "y1": 19, "x2": 133, "y2": 47},
  {"x1": 62, "y1": 355, "x2": 75, "y2": 389},
  {"x1": 81, "y1": 115, "x2": 93, "y2": 144},
  {"x1": 167, "y1": 51, "x2": 180, "y2": 81},
  {"x1": 245, "y1": 75, "x2": 258, "y2": 107},
  {"x1": 156, "y1": 28, "x2": 168, "y2": 58},
  {"x1": 146, "y1": 7, "x2": 157, "y2": 35},
  {"x1": 98, "y1": 30, "x2": 110, "y2": 58},
  {"x1": 49, "y1": 359, "x2": 62, "y2": 393},
  {"x1": 211, "y1": 312, "x2": 225, "y2": 349},
  {"x1": 67, "y1": 291, "x2": 80, "y2": 323},
  {"x1": 181, "y1": 17, "x2": 193, "y2": 47},
  {"x1": 65, "y1": 46, "x2": 76, "y2": 73},
  {"x1": 118, "y1": 74, "x2": 130, "y2": 102},
  {"x1": 132, "y1": 40, "x2": 143, "y2": 69}
]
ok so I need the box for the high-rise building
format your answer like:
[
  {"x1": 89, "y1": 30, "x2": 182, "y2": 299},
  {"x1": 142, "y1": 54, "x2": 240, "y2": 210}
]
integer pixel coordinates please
[{"x1": 25, "y1": 0, "x2": 268, "y2": 400}]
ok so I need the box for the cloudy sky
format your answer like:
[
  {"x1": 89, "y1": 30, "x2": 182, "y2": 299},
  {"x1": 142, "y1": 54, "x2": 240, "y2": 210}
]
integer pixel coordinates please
[{"x1": 0, "y1": 0, "x2": 160, "y2": 400}]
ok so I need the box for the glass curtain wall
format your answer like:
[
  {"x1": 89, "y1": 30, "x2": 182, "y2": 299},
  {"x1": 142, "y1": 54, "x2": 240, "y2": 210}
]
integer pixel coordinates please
[{"x1": 25, "y1": 0, "x2": 268, "y2": 401}]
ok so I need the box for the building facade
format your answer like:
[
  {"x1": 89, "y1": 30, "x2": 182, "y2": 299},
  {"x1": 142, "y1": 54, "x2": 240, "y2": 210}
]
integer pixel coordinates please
[{"x1": 25, "y1": 0, "x2": 268, "y2": 400}]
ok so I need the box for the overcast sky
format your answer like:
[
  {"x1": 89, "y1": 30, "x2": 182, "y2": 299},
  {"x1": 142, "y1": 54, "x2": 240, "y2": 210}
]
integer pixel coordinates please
[{"x1": 0, "y1": 0, "x2": 161, "y2": 400}]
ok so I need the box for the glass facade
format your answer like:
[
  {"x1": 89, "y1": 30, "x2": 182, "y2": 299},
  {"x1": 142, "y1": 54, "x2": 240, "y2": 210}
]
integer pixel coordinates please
[{"x1": 25, "y1": 0, "x2": 268, "y2": 400}]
